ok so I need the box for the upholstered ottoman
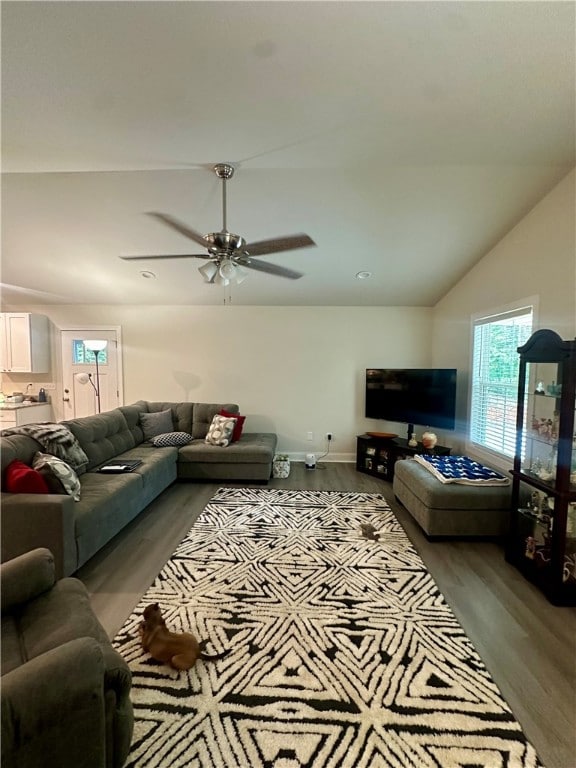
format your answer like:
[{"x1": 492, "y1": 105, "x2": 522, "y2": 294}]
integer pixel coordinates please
[{"x1": 393, "y1": 458, "x2": 511, "y2": 538}]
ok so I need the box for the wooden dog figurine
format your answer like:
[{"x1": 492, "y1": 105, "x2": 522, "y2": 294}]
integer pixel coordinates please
[{"x1": 139, "y1": 603, "x2": 227, "y2": 671}]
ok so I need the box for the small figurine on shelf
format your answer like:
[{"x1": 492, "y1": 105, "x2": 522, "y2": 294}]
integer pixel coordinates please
[
  {"x1": 535, "y1": 381, "x2": 546, "y2": 395},
  {"x1": 525, "y1": 536, "x2": 536, "y2": 559}
]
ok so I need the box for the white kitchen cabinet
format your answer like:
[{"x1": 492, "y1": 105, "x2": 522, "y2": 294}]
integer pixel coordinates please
[
  {"x1": 0, "y1": 403, "x2": 52, "y2": 429},
  {"x1": 0, "y1": 313, "x2": 51, "y2": 373}
]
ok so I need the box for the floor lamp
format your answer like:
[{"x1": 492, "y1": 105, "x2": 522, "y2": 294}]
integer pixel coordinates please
[{"x1": 83, "y1": 340, "x2": 107, "y2": 413}]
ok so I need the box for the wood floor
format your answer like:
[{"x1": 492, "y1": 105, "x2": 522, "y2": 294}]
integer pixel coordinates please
[{"x1": 77, "y1": 463, "x2": 576, "y2": 768}]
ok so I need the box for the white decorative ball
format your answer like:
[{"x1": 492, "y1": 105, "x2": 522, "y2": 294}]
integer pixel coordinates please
[{"x1": 422, "y1": 431, "x2": 438, "y2": 450}]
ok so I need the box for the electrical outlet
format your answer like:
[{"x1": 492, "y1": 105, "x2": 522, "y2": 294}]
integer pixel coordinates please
[
  {"x1": 307, "y1": 431, "x2": 314, "y2": 441},
  {"x1": 326, "y1": 432, "x2": 333, "y2": 441}
]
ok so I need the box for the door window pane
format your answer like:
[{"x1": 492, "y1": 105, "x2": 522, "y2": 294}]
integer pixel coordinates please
[{"x1": 72, "y1": 340, "x2": 108, "y2": 365}]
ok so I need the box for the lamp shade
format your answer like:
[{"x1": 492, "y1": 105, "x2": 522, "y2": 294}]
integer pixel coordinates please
[
  {"x1": 84, "y1": 339, "x2": 107, "y2": 352},
  {"x1": 198, "y1": 262, "x2": 218, "y2": 282},
  {"x1": 234, "y1": 266, "x2": 249, "y2": 284},
  {"x1": 219, "y1": 260, "x2": 237, "y2": 281},
  {"x1": 74, "y1": 373, "x2": 91, "y2": 385}
]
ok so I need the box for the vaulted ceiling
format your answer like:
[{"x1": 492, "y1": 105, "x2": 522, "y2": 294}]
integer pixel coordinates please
[{"x1": 2, "y1": 1, "x2": 574, "y2": 306}]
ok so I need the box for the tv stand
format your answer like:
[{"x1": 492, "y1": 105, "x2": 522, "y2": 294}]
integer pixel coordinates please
[{"x1": 356, "y1": 433, "x2": 450, "y2": 483}]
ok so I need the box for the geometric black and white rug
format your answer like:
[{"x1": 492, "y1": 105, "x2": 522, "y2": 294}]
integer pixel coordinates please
[{"x1": 113, "y1": 488, "x2": 544, "y2": 768}]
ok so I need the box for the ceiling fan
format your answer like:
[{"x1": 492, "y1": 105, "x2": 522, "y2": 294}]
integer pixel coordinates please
[{"x1": 120, "y1": 163, "x2": 316, "y2": 284}]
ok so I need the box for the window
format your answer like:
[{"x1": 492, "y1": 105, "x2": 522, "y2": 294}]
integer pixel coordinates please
[
  {"x1": 72, "y1": 339, "x2": 108, "y2": 365},
  {"x1": 469, "y1": 306, "x2": 533, "y2": 458}
]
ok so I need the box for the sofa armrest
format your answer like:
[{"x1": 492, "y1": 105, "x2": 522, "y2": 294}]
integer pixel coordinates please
[
  {"x1": 1, "y1": 637, "x2": 108, "y2": 768},
  {"x1": 1, "y1": 493, "x2": 76, "y2": 578},
  {"x1": 1, "y1": 547, "x2": 56, "y2": 611}
]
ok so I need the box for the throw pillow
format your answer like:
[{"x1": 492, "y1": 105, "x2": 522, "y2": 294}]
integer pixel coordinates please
[
  {"x1": 140, "y1": 409, "x2": 174, "y2": 440},
  {"x1": 205, "y1": 415, "x2": 236, "y2": 447},
  {"x1": 32, "y1": 452, "x2": 82, "y2": 501},
  {"x1": 4, "y1": 459, "x2": 50, "y2": 494},
  {"x1": 152, "y1": 431, "x2": 193, "y2": 447},
  {"x1": 219, "y1": 409, "x2": 246, "y2": 442}
]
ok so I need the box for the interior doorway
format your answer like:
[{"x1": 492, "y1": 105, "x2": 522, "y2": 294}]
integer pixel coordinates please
[{"x1": 60, "y1": 327, "x2": 123, "y2": 419}]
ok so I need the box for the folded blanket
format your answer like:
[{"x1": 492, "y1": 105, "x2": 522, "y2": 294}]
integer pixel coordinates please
[
  {"x1": 1, "y1": 422, "x2": 89, "y2": 470},
  {"x1": 414, "y1": 454, "x2": 510, "y2": 486}
]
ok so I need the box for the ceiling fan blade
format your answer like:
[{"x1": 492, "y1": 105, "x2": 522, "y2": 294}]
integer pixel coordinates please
[
  {"x1": 242, "y1": 258, "x2": 303, "y2": 280},
  {"x1": 119, "y1": 254, "x2": 210, "y2": 261},
  {"x1": 146, "y1": 212, "x2": 209, "y2": 248},
  {"x1": 244, "y1": 234, "x2": 316, "y2": 256}
]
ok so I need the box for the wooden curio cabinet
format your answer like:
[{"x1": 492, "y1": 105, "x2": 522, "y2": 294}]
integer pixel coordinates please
[{"x1": 506, "y1": 329, "x2": 576, "y2": 605}]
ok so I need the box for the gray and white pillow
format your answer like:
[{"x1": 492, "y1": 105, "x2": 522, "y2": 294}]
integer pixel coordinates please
[
  {"x1": 205, "y1": 415, "x2": 236, "y2": 447},
  {"x1": 152, "y1": 431, "x2": 193, "y2": 447},
  {"x1": 139, "y1": 409, "x2": 174, "y2": 440},
  {"x1": 32, "y1": 452, "x2": 82, "y2": 502}
]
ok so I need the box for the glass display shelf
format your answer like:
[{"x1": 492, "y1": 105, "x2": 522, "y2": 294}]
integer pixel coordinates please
[{"x1": 507, "y1": 329, "x2": 576, "y2": 605}]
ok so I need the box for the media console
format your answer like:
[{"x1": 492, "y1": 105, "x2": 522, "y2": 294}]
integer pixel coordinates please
[{"x1": 356, "y1": 433, "x2": 450, "y2": 483}]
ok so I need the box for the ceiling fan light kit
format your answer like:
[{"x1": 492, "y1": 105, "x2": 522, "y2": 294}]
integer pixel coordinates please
[
  {"x1": 120, "y1": 163, "x2": 316, "y2": 288},
  {"x1": 198, "y1": 261, "x2": 218, "y2": 283}
]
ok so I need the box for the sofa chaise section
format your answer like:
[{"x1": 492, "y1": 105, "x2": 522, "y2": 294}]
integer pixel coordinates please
[
  {"x1": 119, "y1": 401, "x2": 278, "y2": 482},
  {"x1": 177, "y1": 432, "x2": 278, "y2": 481}
]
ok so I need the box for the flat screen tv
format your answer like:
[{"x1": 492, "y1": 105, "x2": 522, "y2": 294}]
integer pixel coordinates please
[{"x1": 365, "y1": 368, "x2": 457, "y2": 430}]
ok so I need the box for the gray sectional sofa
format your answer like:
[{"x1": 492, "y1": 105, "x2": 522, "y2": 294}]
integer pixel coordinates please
[{"x1": 1, "y1": 401, "x2": 277, "y2": 577}]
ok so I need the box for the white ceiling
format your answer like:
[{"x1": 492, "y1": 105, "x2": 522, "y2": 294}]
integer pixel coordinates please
[{"x1": 2, "y1": 1, "x2": 574, "y2": 307}]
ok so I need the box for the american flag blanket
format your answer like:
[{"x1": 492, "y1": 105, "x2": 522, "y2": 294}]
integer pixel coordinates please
[{"x1": 414, "y1": 454, "x2": 510, "y2": 485}]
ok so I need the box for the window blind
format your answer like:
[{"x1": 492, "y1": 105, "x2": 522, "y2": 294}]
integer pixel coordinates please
[{"x1": 470, "y1": 307, "x2": 533, "y2": 457}]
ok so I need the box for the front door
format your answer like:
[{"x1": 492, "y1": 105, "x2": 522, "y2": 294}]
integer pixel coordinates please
[{"x1": 60, "y1": 328, "x2": 122, "y2": 419}]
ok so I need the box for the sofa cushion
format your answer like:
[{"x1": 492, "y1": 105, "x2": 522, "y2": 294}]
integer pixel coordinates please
[
  {"x1": 1, "y1": 614, "x2": 22, "y2": 674},
  {"x1": 32, "y1": 453, "x2": 81, "y2": 502},
  {"x1": 110, "y1": 447, "x2": 178, "y2": 506},
  {"x1": 6, "y1": 578, "x2": 110, "y2": 669},
  {"x1": 219, "y1": 409, "x2": 246, "y2": 442},
  {"x1": 192, "y1": 403, "x2": 238, "y2": 439},
  {"x1": 62, "y1": 410, "x2": 137, "y2": 471},
  {"x1": 0, "y1": 435, "x2": 41, "y2": 474},
  {"x1": 205, "y1": 415, "x2": 236, "y2": 447},
  {"x1": 74, "y1": 472, "x2": 143, "y2": 566},
  {"x1": 4, "y1": 460, "x2": 50, "y2": 494},
  {"x1": 139, "y1": 409, "x2": 174, "y2": 440},
  {"x1": 117, "y1": 401, "x2": 150, "y2": 444},
  {"x1": 151, "y1": 431, "x2": 192, "y2": 447},
  {"x1": 179, "y1": 432, "x2": 277, "y2": 464},
  {"x1": 141, "y1": 402, "x2": 194, "y2": 435}
]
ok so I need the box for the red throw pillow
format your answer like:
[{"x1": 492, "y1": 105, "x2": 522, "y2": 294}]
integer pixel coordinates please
[
  {"x1": 4, "y1": 459, "x2": 50, "y2": 494},
  {"x1": 219, "y1": 410, "x2": 246, "y2": 442}
]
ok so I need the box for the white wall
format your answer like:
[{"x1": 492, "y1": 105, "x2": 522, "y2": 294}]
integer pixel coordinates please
[
  {"x1": 1, "y1": 306, "x2": 433, "y2": 460},
  {"x1": 4, "y1": 170, "x2": 572, "y2": 461},
  {"x1": 432, "y1": 167, "x2": 576, "y2": 453}
]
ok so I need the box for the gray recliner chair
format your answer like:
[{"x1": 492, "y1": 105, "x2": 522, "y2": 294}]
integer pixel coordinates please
[{"x1": 1, "y1": 548, "x2": 133, "y2": 768}]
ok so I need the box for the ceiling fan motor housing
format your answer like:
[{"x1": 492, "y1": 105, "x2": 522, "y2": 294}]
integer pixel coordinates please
[
  {"x1": 205, "y1": 231, "x2": 246, "y2": 254},
  {"x1": 213, "y1": 163, "x2": 235, "y2": 180}
]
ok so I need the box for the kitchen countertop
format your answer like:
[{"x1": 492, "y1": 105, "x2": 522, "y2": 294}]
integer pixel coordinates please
[{"x1": 0, "y1": 401, "x2": 51, "y2": 411}]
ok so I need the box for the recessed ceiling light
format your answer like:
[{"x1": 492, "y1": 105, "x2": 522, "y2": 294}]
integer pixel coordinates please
[
  {"x1": 140, "y1": 270, "x2": 156, "y2": 279},
  {"x1": 355, "y1": 271, "x2": 372, "y2": 280}
]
